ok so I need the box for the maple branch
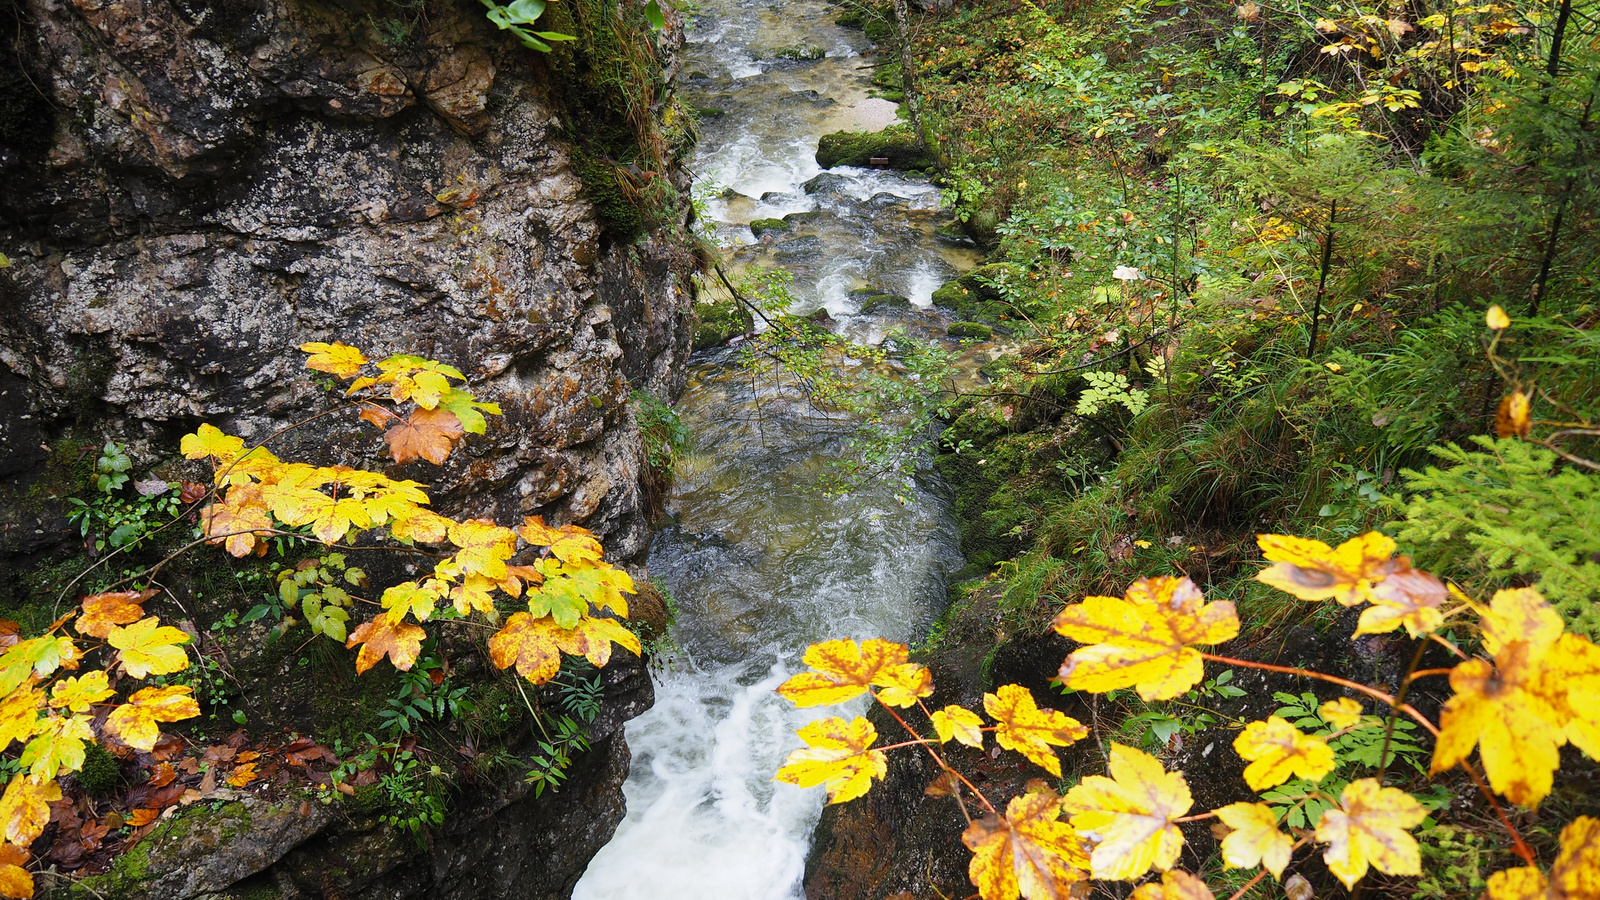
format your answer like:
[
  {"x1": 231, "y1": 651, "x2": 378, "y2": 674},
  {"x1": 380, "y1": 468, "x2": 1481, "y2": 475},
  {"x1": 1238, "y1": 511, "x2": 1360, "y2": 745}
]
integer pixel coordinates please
[
  {"x1": 1428, "y1": 633, "x2": 1470, "y2": 660},
  {"x1": 1460, "y1": 759, "x2": 1537, "y2": 866},
  {"x1": 1200, "y1": 653, "x2": 1439, "y2": 737},
  {"x1": 880, "y1": 693, "x2": 995, "y2": 817},
  {"x1": 1173, "y1": 812, "x2": 1217, "y2": 822},
  {"x1": 1407, "y1": 668, "x2": 1454, "y2": 680}
]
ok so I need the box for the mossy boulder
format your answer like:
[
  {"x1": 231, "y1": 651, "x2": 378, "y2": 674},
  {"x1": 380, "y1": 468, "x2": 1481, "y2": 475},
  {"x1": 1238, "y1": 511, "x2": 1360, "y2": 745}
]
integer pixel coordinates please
[
  {"x1": 930, "y1": 263, "x2": 1023, "y2": 319},
  {"x1": 816, "y1": 126, "x2": 933, "y2": 170},
  {"x1": 946, "y1": 321, "x2": 992, "y2": 340},
  {"x1": 71, "y1": 793, "x2": 335, "y2": 899},
  {"x1": 766, "y1": 43, "x2": 827, "y2": 60},
  {"x1": 749, "y1": 218, "x2": 790, "y2": 238},
  {"x1": 691, "y1": 298, "x2": 754, "y2": 350},
  {"x1": 859, "y1": 293, "x2": 911, "y2": 313}
]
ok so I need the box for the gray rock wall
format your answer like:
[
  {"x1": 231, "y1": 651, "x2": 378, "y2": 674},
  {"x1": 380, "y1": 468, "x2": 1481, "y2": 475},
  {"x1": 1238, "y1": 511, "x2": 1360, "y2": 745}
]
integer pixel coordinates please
[
  {"x1": 0, "y1": 0, "x2": 695, "y2": 561},
  {"x1": 0, "y1": 0, "x2": 694, "y2": 896}
]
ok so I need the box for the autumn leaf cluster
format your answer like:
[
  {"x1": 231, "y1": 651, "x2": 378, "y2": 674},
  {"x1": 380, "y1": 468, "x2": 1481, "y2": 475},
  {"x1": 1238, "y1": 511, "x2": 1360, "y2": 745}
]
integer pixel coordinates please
[{"x1": 775, "y1": 534, "x2": 1600, "y2": 900}]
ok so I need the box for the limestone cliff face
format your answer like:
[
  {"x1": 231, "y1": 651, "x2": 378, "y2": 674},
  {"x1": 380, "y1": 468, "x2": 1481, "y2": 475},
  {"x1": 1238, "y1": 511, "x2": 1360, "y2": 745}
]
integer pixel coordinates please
[
  {"x1": 0, "y1": 0, "x2": 692, "y2": 896},
  {"x1": 0, "y1": 0, "x2": 695, "y2": 561}
]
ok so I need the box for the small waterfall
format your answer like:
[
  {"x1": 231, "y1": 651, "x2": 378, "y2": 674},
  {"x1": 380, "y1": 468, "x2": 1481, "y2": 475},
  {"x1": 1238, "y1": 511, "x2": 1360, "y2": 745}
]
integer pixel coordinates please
[{"x1": 573, "y1": 2, "x2": 971, "y2": 896}]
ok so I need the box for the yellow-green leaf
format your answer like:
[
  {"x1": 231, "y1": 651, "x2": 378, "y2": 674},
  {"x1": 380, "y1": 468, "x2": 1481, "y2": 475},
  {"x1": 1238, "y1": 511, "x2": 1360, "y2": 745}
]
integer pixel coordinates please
[
  {"x1": 932, "y1": 705, "x2": 985, "y2": 749},
  {"x1": 108, "y1": 617, "x2": 191, "y2": 679},
  {"x1": 775, "y1": 716, "x2": 886, "y2": 804},
  {"x1": 1255, "y1": 532, "x2": 1396, "y2": 605},
  {"x1": 1313, "y1": 778, "x2": 1426, "y2": 889},
  {"x1": 19, "y1": 715, "x2": 93, "y2": 780},
  {"x1": 1233, "y1": 716, "x2": 1336, "y2": 791},
  {"x1": 0, "y1": 775, "x2": 59, "y2": 847},
  {"x1": 1053, "y1": 576, "x2": 1239, "y2": 701},
  {"x1": 1062, "y1": 743, "x2": 1191, "y2": 880},
  {"x1": 1215, "y1": 802, "x2": 1293, "y2": 879},
  {"x1": 48, "y1": 672, "x2": 114, "y2": 714}
]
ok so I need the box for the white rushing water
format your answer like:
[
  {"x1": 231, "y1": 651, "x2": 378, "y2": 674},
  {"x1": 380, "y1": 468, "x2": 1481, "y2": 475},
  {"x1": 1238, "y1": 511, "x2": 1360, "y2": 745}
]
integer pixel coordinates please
[{"x1": 573, "y1": 2, "x2": 966, "y2": 897}]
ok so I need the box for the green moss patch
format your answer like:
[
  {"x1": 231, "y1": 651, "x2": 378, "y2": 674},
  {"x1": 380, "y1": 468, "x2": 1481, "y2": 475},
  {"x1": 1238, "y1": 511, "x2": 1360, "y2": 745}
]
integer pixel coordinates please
[{"x1": 816, "y1": 126, "x2": 933, "y2": 170}]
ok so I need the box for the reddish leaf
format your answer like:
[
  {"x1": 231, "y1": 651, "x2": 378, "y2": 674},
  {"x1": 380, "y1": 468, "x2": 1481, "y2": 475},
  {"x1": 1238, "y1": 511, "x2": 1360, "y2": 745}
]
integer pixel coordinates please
[{"x1": 370, "y1": 407, "x2": 465, "y2": 465}]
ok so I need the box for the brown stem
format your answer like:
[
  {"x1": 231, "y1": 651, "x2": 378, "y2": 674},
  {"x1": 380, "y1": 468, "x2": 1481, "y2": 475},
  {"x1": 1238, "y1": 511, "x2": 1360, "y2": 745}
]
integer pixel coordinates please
[
  {"x1": 1460, "y1": 759, "x2": 1537, "y2": 865},
  {"x1": 1408, "y1": 667, "x2": 1455, "y2": 679},
  {"x1": 878, "y1": 691, "x2": 996, "y2": 816},
  {"x1": 1200, "y1": 653, "x2": 1439, "y2": 737}
]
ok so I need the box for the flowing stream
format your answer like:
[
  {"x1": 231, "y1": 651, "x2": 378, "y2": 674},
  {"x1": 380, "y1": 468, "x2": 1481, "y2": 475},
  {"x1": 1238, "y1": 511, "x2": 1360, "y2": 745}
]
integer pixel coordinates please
[{"x1": 573, "y1": 4, "x2": 975, "y2": 897}]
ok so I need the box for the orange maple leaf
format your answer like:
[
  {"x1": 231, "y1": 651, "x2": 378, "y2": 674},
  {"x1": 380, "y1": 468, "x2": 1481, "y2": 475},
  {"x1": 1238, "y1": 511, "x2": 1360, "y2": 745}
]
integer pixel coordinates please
[
  {"x1": 962, "y1": 792, "x2": 1090, "y2": 900},
  {"x1": 104, "y1": 685, "x2": 201, "y2": 751},
  {"x1": 125, "y1": 808, "x2": 160, "y2": 827},
  {"x1": 984, "y1": 685, "x2": 1087, "y2": 777},
  {"x1": 227, "y1": 763, "x2": 259, "y2": 788},
  {"x1": 487, "y1": 612, "x2": 568, "y2": 684},
  {"x1": 364, "y1": 406, "x2": 465, "y2": 465},
  {"x1": 74, "y1": 590, "x2": 156, "y2": 639},
  {"x1": 1053, "y1": 576, "x2": 1239, "y2": 701},
  {"x1": 0, "y1": 841, "x2": 32, "y2": 900},
  {"x1": 200, "y1": 490, "x2": 275, "y2": 558},
  {"x1": 345, "y1": 611, "x2": 425, "y2": 674}
]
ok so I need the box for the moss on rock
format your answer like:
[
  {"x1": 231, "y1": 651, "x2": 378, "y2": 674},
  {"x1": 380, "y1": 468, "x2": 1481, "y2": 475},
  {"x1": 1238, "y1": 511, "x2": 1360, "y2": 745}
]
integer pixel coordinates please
[
  {"x1": 749, "y1": 217, "x2": 790, "y2": 237},
  {"x1": 816, "y1": 126, "x2": 933, "y2": 170},
  {"x1": 691, "y1": 298, "x2": 754, "y2": 350},
  {"x1": 930, "y1": 263, "x2": 1022, "y2": 320},
  {"x1": 946, "y1": 321, "x2": 992, "y2": 340}
]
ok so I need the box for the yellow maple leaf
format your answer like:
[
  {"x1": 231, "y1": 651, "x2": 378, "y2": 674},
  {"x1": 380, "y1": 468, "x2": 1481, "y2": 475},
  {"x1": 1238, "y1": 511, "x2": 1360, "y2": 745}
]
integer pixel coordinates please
[
  {"x1": 390, "y1": 507, "x2": 454, "y2": 544},
  {"x1": 1255, "y1": 532, "x2": 1397, "y2": 605},
  {"x1": 1485, "y1": 815, "x2": 1600, "y2": 900},
  {"x1": 108, "y1": 617, "x2": 191, "y2": 679},
  {"x1": 1497, "y1": 391, "x2": 1532, "y2": 439},
  {"x1": 1129, "y1": 870, "x2": 1215, "y2": 900},
  {"x1": 962, "y1": 792, "x2": 1091, "y2": 900},
  {"x1": 179, "y1": 423, "x2": 245, "y2": 464},
  {"x1": 447, "y1": 519, "x2": 517, "y2": 581},
  {"x1": 0, "y1": 689, "x2": 42, "y2": 754},
  {"x1": 345, "y1": 610, "x2": 425, "y2": 674},
  {"x1": 1053, "y1": 576, "x2": 1239, "y2": 701},
  {"x1": 775, "y1": 716, "x2": 886, "y2": 804},
  {"x1": 1320, "y1": 698, "x2": 1364, "y2": 730},
  {"x1": 874, "y1": 664, "x2": 935, "y2": 708},
  {"x1": 519, "y1": 516, "x2": 605, "y2": 565},
  {"x1": 932, "y1": 705, "x2": 985, "y2": 749},
  {"x1": 0, "y1": 775, "x2": 59, "y2": 847},
  {"x1": 300, "y1": 341, "x2": 368, "y2": 379},
  {"x1": 0, "y1": 841, "x2": 32, "y2": 900},
  {"x1": 74, "y1": 589, "x2": 155, "y2": 639},
  {"x1": 447, "y1": 574, "x2": 499, "y2": 617},
  {"x1": 985, "y1": 685, "x2": 1087, "y2": 777},
  {"x1": 1314, "y1": 778, "x2": 1426, "y2": 889},
  {"x1": 1431, "y1": 588, "x2": 1573, "y2": 807},
  {"x1": 1539, "y1": 632, "x2": 1600, "y2": 762},
  {"x1": 488, "y1": 612, "x2": 569, "y2": 684},
  {"x1": 20, "y1": 714, "x2": 93, "y2": 779},
  {"x1": 1233, "y1": 716, "x2": 1336, "y2": 791},
  {"x1": 1356, "y1": 568, "x2": 1446, "y2": 638},
  {"x1": 1062, "y1": 743, "x2": 1192, "y2": 880},
  {"x1": 103, "y1": 685, "x2": 200, "y2": 751},
  {"x1": 380, "y1": 581, "x2": 443, "y2": 624},
  {"x1": 776, "y1": 638, "x2": 912, "y2": 708},
  {"x1": 566, "y1": 615, "x2": 641, "y2": 668},
  {"x1": 1215, "y1": 802, "x2": 1293, "y2": 879},
  {"x1": 48, "y1": 671, "x2": 115, "y2": 714}
]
